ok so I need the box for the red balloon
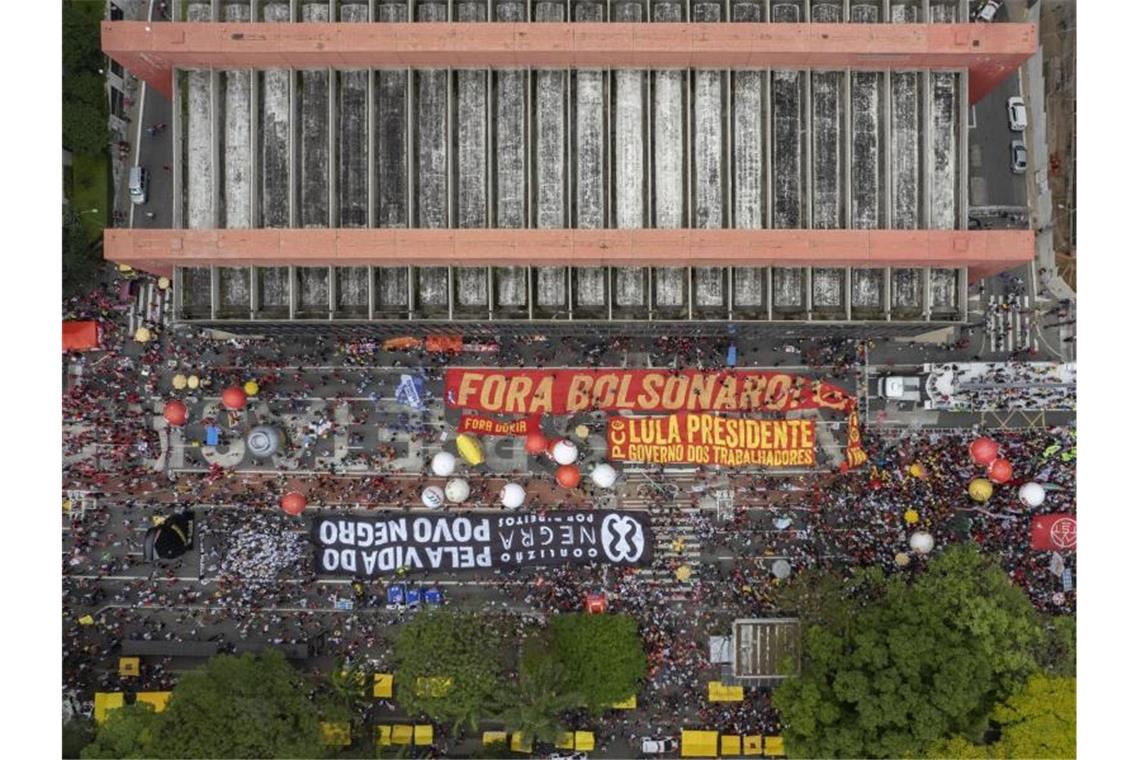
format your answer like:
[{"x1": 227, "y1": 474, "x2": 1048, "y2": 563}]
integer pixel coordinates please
[
  {"x1": 988, "y1": 458, "x2": 1014, "y2": 484},
  {"x1": 221, "y1": 385, "x2": 247, "y2": 411},
  {"x1": 555, "y1": 464, "x2": 582, "y2": 489},
  {"x1": 163, "y1": 400, "x2": 188, "y2": 426},
  {"x1": 525, "y1": 430, "x2": 548, "y2": 455},
  {"x1": 280, "y1": 491, "x2": 307, "y2": 516},
  {"x1": 969, "y1": 437, "x2": 999, "y2": 467}
]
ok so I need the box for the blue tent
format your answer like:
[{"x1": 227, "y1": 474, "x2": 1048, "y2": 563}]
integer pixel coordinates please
[
  {"x1": 205, "y1": 426, "x2": 220, "y2": 446},
  {"x1": 424, "y1": 587, "x2": 443, "y2": 606},
  {"x1": 406, "y1": 587, "x2": 422, "y2": 608},
  {"x1": 386, "y1": 584, "x2": 406, "y2": 607},
  {"x1": 727, "y1": 344, "x2": 738, "y2": 367}
]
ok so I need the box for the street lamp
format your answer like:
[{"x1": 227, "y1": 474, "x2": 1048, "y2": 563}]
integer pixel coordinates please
[{"x1": 79, "y1": 208, "x2": 100, "y2": 215}]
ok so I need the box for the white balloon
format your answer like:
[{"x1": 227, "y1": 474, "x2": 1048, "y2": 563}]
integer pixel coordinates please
[
  {"x1": 590, "y1": 463, "x2": 618, "y2": 489},
  {"x1": 421, "y1": 486, "x2": 445, "y2": 509},
  {"x1": 771, "y1": 559, "x2": 792, "y2": 579},
  {"x1": 430, "y1": 451, "x2": 457, "y2": 477},
  {"x1": 500, "y1": 482, "x2": 526, "y2": 509},
  {"x1": 909, "y1": 531, "x2": 935, "y2": 555},
  {"x1": 551, "y1": 439, "x2": 579, "y2": 466},
  {"x1": 444, "y1": 478, "x2": 471, "y2": 504},
  {"x1": 1018, "y1": 482, "x2": 1046, "y2": 508}
]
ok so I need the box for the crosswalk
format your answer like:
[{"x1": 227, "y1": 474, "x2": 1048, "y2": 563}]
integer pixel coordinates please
[
  {"x1": 985, "y1": 294, "x2": 1035, "y2": 354},
  {"x1": 127, "y1": 280, "x2": 172, "y2": 336},
  {"x1": 633, "y1": 508, "x2": 703, "y2": 601}
]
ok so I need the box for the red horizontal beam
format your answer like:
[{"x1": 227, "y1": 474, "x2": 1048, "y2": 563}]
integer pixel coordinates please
[
  {"x1": 104, "y1": 228, "x2": 1034, "y2": 282},
  {"x1": 103, "y1": 21, "x2": 1036, "y2": 99}
]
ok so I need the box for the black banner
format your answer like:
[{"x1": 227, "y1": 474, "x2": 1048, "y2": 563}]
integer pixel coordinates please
[{"x1": 312, "y1": 511, "x2": 654, "y2": 577}]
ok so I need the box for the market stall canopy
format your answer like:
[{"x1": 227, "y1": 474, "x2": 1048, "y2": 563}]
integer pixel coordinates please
[
  {"x1": 373, "y1": 673, "x2": 394, "y2": 699},
  {"x1": 135, "y1": 692, "x2": 171, "y2": 713},
  {"x1": 93, "y1": 693, "x2": 124, "y2": 725},
  {"x1": 62, "y1": 320, "x2": 99, "y2": 351},
  {"x1": 681, "y1": 730, "x2": 719, "y2": 758}
]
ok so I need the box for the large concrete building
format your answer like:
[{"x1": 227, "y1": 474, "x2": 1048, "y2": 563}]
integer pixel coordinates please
[{"x1": 101, "y1": 0, "x2": 1036, "y2": 332}]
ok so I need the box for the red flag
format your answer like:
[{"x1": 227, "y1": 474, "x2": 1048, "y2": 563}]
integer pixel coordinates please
[{"x1": 1030, "y1": 514, "x2": 1077, "y2": 552}]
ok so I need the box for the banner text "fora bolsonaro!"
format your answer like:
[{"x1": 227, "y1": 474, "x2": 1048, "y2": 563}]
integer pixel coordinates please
[
  {"x1": 444, "y1": 369, "x2": 852, "y2": 415},
  {"x1": 608, "y1": 414, "x2": 817, "y2": 467}
]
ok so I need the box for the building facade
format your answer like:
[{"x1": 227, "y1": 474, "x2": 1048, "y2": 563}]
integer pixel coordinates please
[{"x1": 101, "y1": 0, "x2": 1037, "y2": 331}]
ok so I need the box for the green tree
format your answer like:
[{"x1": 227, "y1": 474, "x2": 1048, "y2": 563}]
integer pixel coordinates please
[
  {"x1": 63, "y1": 209, "x2": 103, "y2": 298},
  {"x1": 148, "y1": 650, "x2": 326, "y2": 759},
  {"x1": 550, "y1": 613, "x2": 646, "y2": 714},
  {"x1": 80, "y1": 703, "x2": 159, "y2": 760},
  {"x1": 923, "y1": 674, "x2": 1077, "y2": 759},
  {"x1": 394, "y1": 610, "x2": 509, "y2": 731},
  {"x1": 497, "y1": 648, "x2": 583, "y2": 744},
  {"x1": 63, "y1": 72, "x2": 110, "y2": 156},
  {"x1": 1036, "y1": 615, "x2": 1076, "y2": 677},
  {"x1": 63, "y1": 717, "x2": 95, "y2": 759},
  {"x1": 62, "y1": 0, "x2": 105, "y2": 76},
  {"x1": 989, "y1": 674, "x2": 1076, "y2": 759},
  {"x1": 773, "y1": 545, "x2": 1042, "y2": 758}
]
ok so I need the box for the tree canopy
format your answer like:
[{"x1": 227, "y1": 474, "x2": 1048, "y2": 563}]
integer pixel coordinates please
[
  {"x1": 63, "y1": 72, "x2": 110, "y2": 156},
  {"x1": 988, "y1": 674, "x2": 1076, "y2": 759},
  {"x1": 549, "y1": 612, "x2": 646, "y2": 714},
  {"x1": 923, "y1": 675, "x2": 1076, "y2": 759},
  {"x1": 80, "y1": 704, "x2": 157, "y2": 760},
  {"x1": 62, "y1": 0, "x2": 105, "y2": 77},
  {"x1": 63, "y1": 209, "x2": 103, "y2": 298},
  {"x1": 497, "y1": 638, "x2": 583, "y2": 744},
  {"x1": 773, "y1": 544, "x2": 1042, "y2": 758},
  {"x1": 394, "y1": 609, "x2": 509, "y2": 730},
  {"x1": 81, "y1": 651, "x2": 326, "y2": 759}
]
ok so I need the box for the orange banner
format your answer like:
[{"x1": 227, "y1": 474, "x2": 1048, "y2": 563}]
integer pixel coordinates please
[
  {"x1": 445, "y1": 369, "x2": 852, "y2": 415},
  {"x1": 607, "y1": 414, "x2": 817, "y2": 468},
  {"x1": 457, "y1": 415, "x2": 530, "y2": 437}
]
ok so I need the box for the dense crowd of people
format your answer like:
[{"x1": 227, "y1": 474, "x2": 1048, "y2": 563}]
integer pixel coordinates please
[{"x1": 62, "y1": 270, "x2": 1076, "y2": 755}]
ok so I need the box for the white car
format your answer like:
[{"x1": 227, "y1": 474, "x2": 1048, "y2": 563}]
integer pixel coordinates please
[
  {"x1": 641, "y1": 737, "x2": 680, "y2": 754},
  {"x1": 1007, "y1": 96, "x2": 1027, "y2": 131}
]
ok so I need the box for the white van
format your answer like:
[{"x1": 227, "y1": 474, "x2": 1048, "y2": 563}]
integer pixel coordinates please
[{"x1": 128, "y1": 166, "x2": 149, "y2": 205}]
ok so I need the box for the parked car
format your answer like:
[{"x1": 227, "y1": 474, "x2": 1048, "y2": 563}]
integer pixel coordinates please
[
  {"x1": 641, "y1": 737, "x2": 680, "y2": 754},
  {"x1": 128, "y1": 166, "x2": 149, "y2": 205},
  {"x1": 1007, "y1": 96, "x2": 1028, "y2": 131},
  {"x1": 1010, "y1": 140, "x2": 1028, "y2": 174},
  {"x1": 547, "y1": 753, "x2": 588, "y2": 760},
  {"x1": 972, "y1": 0, "x2": 1002, "y2": 22}
]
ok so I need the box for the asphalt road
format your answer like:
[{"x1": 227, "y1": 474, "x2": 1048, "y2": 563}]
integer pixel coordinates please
[
  {"x1": 968, "y1": 4, "x2": 1030, "y2": 212},
  {"x1": 130, "y1": 1, "x2": 173, "y2": 229}
]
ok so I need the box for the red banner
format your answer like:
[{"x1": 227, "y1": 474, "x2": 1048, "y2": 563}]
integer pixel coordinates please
[
  {"x1": 457, "y1": 415, "x2": 530, "y2": 437},
  {"x1": 845, "y1": 407, "x2": 868, "y2": 469},
  {"x1": 607, "y1": 414, "x2": 817, "y2": 468},
  {"x1": 1030, "y1": 514, "x2": 1076, "y2": 552},
  {"x1": 444, "y1": 369, "x2": 853, "y2": 416}
]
